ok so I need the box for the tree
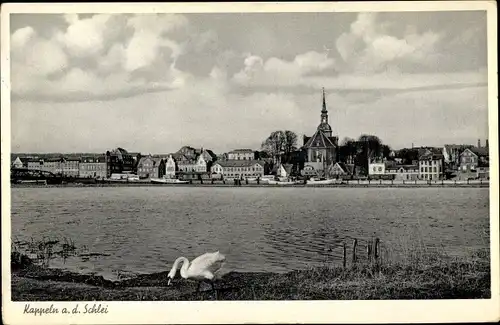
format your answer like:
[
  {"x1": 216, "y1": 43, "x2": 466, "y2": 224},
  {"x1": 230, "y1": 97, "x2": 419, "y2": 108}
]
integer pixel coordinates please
[
  {"x1": 395, "y1": 148, "x2": 420, "y2": 165},
  {"x1": 355, "y1": 135, "x2": 387, "y2": 175},
  {"x1": 338, "y1": 137, "x2": 357, "y2": 163},
  {"x1": 358, "y1": 134, "x2": 383, "y2": 160},
  {"x1": 261, "y1": 130, "x2": 298, "y2": 164},
  {"x1": 261, "y1": 131, "x2": 285, "y2": 164},
  {"x1": 254, "y1": 151, "x2": 270, "y2": 160},
  {"x1": 283, "y1": 130, "x2": 298, "y2": 156}
]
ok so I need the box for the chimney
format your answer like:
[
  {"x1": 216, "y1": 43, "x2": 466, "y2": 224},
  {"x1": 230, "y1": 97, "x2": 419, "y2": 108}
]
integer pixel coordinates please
[
  {"x1": 486, "y1": 139, "x2": 489, "y2": 148},
  {"x1": 477, "y1": 139, "x2": 481, "y2": 148}
]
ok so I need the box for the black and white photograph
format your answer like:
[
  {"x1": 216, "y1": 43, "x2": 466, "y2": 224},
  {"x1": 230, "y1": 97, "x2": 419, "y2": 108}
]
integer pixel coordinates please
[{"x1": 2, "y1": 1, "x2": 498, "y2": 324}]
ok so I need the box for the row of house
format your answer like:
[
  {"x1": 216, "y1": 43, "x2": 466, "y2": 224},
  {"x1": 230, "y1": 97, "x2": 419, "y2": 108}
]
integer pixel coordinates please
[
  {"x1": 367, "y1": 143, "x2": 490, "y2": 181},
  {"x1": 11, "y1": 148, "x2": 141, "y2": 179}
]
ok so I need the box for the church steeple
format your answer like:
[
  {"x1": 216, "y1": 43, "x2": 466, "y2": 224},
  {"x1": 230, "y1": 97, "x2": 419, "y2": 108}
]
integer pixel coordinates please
[
  {"x1": 322, "y1": 87, "x2": 327, "y2": 114},
  {"x1": 317, "y1": 88, "x2": 332, "y2": 137}
]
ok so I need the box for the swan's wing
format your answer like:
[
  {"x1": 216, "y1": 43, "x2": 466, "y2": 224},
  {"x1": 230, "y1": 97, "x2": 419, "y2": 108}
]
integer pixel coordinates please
[{"x1": 190, "y1": 252, "x2": 226, "y2": 275}]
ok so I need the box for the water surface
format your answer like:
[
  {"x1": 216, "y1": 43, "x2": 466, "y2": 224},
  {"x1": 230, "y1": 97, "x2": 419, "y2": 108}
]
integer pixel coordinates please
[{"x1": 11, "y1": 187, "x2": 489, "y2": 280}]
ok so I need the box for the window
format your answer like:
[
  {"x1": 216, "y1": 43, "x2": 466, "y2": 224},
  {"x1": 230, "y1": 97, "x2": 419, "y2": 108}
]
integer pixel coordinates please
[
  {"x1": 433, "y1": 167, "x2": 437, "y2": 173},
  {"x1": 378, "y1": 167, "x2": 382, "y2": 172}
]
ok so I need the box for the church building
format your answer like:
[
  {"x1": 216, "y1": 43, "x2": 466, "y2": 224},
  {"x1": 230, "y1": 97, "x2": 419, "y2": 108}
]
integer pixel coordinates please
[{"x1": 302, "y1": 89, "x2": 338, "y2": 174}]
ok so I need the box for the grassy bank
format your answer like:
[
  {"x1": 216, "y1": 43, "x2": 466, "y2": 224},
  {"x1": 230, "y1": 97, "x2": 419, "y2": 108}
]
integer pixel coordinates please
[{"x1": 11, "y1": 250, "x2": 490, "y2": 301}]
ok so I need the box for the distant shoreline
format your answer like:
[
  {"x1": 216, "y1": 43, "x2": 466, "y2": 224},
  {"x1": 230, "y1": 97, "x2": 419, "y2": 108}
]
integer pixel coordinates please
[{"x1": 10, "y1": 182, "x2": 489, "y2": 189}]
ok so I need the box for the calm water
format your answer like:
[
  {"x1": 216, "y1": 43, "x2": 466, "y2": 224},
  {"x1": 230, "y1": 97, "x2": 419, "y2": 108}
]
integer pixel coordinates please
[{"x1": 11, "y1": 187, "x2": 489, "y2": 280}]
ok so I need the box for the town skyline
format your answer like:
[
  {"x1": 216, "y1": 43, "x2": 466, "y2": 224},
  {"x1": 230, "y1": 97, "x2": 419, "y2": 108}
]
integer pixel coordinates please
[{"x1": 10, "y1": 11, "x2": 489, "y2": 154}]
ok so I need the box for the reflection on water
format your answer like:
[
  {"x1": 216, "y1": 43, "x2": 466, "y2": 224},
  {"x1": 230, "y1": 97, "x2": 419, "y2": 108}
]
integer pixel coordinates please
[{"x1": 11, "y1": 186, "x2": 489, "y2": 280}]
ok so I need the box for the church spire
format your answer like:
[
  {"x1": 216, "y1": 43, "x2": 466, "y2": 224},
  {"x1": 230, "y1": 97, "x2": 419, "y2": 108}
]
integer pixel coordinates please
[
  {"x1": 317, "y1": 87, "x2": 332, "y2": 137},
  {"x1": 322, "y1": 87, "x2": 327, "y2": 113}
]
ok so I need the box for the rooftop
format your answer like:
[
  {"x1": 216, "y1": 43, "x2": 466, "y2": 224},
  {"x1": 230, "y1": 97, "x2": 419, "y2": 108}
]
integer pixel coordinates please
[{"x1": 214, "y1": 160, "x2": 266, "y2": 168}]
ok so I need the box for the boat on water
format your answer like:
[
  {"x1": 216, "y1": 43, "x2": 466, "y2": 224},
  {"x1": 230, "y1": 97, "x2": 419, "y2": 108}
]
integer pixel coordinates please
[
  {"x1": 150, "y1": 178, "x2": 189, "y2": 184},
  {"x1": 266, "y1": 180, "x2": 298, "y2": 185},
  {"x1": 306, "y1": 178, "x2": 339, "y2": 185},
  {"x1": 106, "y1": 173, "x2": 140, "y2": 182}
]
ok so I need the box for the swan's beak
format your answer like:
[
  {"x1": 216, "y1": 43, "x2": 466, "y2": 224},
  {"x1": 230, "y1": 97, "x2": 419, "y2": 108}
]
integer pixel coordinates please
[{"x1": 167, "y1": 278, "x2": 172, "y2": 286}]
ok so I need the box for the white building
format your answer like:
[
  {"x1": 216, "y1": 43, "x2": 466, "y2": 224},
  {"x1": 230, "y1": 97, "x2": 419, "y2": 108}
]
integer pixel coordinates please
[
  {"x1": 227, "y1": 149, "x2": 255, "y2": 160},
  {"x1": 418, "y1": 152, "x2": 444, "y2": 180},
  {"x1": 210, "y1": 160, "x2": 265, "y2": 179},
  {"x1": 368, "y1": 160, "x2": 385, "y2": 176}
]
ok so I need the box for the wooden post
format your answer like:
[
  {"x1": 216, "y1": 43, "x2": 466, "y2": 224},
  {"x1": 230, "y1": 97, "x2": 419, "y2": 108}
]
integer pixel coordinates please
[
  {"x1": 374, "y1": 238, "x2": 380, "y2": 265},
  {"x1": 367, "y1": 238, "x2": 372, "y2": 263},
  {"x1": 343, "y1": 242, "x2": 347, "y2": 269},
  {"x1": 352, "y1": 238, "x2": 358, "y2": 264}
]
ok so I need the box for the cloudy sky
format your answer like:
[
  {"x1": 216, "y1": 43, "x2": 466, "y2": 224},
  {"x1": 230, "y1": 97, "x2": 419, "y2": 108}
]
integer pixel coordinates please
[{"x1": 9, "y1": 10, "x2": 489, "y2": 154}]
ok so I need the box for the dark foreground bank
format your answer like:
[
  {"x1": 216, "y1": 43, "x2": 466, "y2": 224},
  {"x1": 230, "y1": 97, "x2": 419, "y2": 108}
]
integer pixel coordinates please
[{"x1": 11, "y1": 251, "x2": 490, "y2": 301}]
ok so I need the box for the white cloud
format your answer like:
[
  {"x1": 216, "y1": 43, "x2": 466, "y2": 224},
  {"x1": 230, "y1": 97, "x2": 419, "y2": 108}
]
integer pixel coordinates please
[
  {"x1": 56, "y1": 14, "x2": 115, "y2": 58},
  {"x1": 10, "y1": 13, "x2": 193, "y2": 100},
  {"x1": 233, "y1": 51, "x2": 334, "y2": 86},
  {"x1": 11, "y1": 26, "x2": 35, "y2": 49},
  {"x1": 336, "y1": 13, "x2": 441, "y2": 73}
]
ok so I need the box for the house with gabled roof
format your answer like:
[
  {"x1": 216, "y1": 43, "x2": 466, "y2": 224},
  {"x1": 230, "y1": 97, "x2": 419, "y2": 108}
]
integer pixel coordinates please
[
  {"x1": 137, "y1": 156, "x2": 165, "y2": 179},
  {"x1": 302, "y1": 88, "x2": 338, "y2": 173},
  {"x1": 276, "y1": 163, "x2": 293, "y2": 178},
  {"x1": 327, "y1": 162, "x2": 354, "y2": 178},
  {"x1": 11, "y1": 156, "x2": 25, "y2": 169},
  {"x1": 386, "y1": 164, "x2": 419, "y2": 181},
  {"x1": 458, "y1": 146, "x2": 489, "y2": 180},
  {"x1": 443, "y1": 144, "x2": 473, "y2": 170}
]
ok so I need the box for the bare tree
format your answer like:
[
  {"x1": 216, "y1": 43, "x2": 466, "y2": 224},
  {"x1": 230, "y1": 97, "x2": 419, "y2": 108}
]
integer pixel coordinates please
[
  {"x1": 283, "y1": 130, "x2": 298, "y2": 162},
  {"x1": 261, "y1": 131, "x2": 286, "y2": 164}
]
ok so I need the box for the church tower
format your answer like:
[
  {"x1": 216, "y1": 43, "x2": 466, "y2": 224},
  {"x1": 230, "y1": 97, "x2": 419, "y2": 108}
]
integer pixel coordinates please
[{"x1": 317, "y1": 88, "x2": 333, "y2": 137}]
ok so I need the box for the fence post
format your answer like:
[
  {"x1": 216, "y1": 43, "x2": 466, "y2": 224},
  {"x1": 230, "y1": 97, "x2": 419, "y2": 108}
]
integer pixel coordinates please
[
  {"x1": 343, "y1": 242, "x2": 347, "y2": 269},
  {"x1": 374, "y1": 238, "x2": 380, "y2": 267},
  {"x1": 352, "y1": 238, "x2": 358, "y2": 265},
  {"x1": 367, "y1": 238, "x2": 373, "y2": 263}
]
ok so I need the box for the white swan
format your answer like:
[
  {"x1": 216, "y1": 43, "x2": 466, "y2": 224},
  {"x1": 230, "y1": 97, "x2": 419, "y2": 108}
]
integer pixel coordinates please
[{"x1": 167, "y1": 251, "x2": 226, "y2": 294}]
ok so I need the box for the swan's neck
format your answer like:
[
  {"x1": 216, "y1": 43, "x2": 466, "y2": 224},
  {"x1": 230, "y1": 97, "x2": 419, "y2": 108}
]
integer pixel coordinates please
[{"x1": 168, "y1": 257, "x2": 190, "y2": 279}]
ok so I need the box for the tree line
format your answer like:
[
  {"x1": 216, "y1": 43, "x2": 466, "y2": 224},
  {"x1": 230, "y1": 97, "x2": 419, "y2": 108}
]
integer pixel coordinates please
[{"x1": 260, "y1": 130, "x2": 425, "y2": 174}]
